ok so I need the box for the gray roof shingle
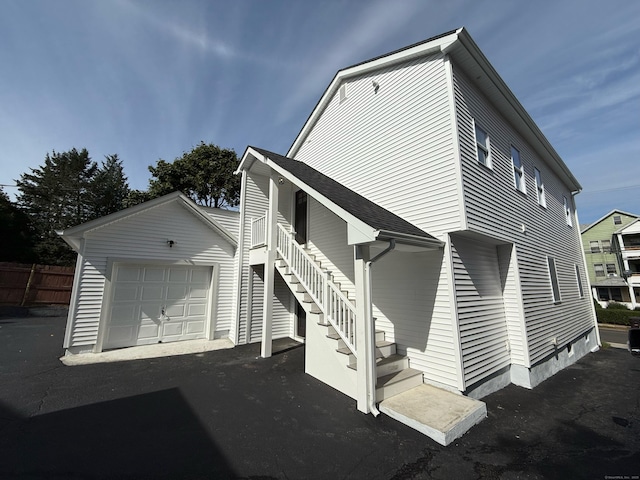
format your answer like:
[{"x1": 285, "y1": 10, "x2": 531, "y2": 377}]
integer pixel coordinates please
[{"x1": 250, "y1": 147, "x2": 438, "y2": 242}]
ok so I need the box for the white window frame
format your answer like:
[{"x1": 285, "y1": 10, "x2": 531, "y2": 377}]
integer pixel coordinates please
[
  {"x1": 606, "y1": 263, "x2": 617, "y2": 275},
  {"x1": 613, "y1": 215, "x2": 622, "y2": 225},
  {"x1": 589, "y1": 240, "x2": 600, "y2": 253},
  {"x1": 575, "y1": 264, "x2": 584, "y2": 298},
  {"x1": 594, "y1": 263, "x2": 605, "y2": 277},
  {"x1": 601, "y1": 239, "x2": 611, "y2": 253},
  {"x1": 564, "y1": 196, "x2": 572, "y2": 227},
  {"x1": 474, "y1": 122, "x2": 491, "y2": 168},
  {"x1": 547, "y1": 256, "x2": 561, "y2": 303},
  {"x1": 534, "y1": 168, "x2": 546, "y2": 208},
  {"x1": 511, "y1": 146, "x2": 526, "y2": 193}
]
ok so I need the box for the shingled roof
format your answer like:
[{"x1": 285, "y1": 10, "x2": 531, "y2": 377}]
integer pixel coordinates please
[{"x1": 249, "y1": 147, "x2": 440, "y2": 245}]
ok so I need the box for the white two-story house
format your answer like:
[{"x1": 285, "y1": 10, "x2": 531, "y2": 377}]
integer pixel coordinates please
[{"x1": 59, "y1": 28, "x2": 598, "y2": 445}]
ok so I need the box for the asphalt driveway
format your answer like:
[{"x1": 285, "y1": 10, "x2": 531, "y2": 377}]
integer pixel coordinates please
[{"x1": 0, "y1": 315, "x2": 638, "y2": 480}]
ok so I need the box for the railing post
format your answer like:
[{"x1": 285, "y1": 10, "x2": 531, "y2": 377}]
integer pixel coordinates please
[{"x1": 323, "y1": 269, "x2": 331, "y2": 323}]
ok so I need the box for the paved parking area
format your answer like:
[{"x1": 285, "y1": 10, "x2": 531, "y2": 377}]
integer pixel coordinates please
[{"x1": 0, "y1": 315, "x2": 638, "y2": 479}]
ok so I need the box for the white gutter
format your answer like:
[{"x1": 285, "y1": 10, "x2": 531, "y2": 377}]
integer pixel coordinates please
[{"x1": 364, "y1": 239, "x2": 396, "y2": 416}]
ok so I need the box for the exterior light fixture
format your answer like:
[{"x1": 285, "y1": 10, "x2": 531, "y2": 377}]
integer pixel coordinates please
[
  {"x1": 278, "y1": 177, "x2": 285, "y2": 185},
  {"x1": 167, "y1": 240, "x2": 175, "y2": 248}
]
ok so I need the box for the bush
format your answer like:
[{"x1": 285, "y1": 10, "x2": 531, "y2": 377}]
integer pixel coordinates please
[
  {"x1": 596, "y1": 309, "x2": 639, "y2": 326},
  {"x1": 606, "y1": 301, "x2": 630, "y2": 310}
]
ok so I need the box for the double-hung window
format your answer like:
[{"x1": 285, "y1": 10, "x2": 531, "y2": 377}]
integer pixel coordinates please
[
  {"x1": 589, "y1": 241, "x2": 600, "y2": 253},
  {"x1": 614, "y1": 215, "x2": 622, "y2": 225},
  {"x1": 475, "y1": 123, "x2": 491, "y2": 167},
  {"x1": 575, "y1": 264, "x2": 584, "y2": 298},
  {"x1": 511, "y1": 146, "x2": 526, "y2": 193},
  {"x1": 594, "y1": 263, "x2": 605, "y2": 277},
  {"x1": 606, "y1": 263, "x2": 617, "y2": 275},
  {"x1": 534, "y1": 168, "x2": 546, "y2": 207},
  {"x1": 602, "y1": 239, "x2": 611, "y2": 253},
  {"x1": 564, "y1": 196, "x2": 572, "y2": 227},
  {"x1": 547, "y1": 257, "x2": 561, "y2": 303}
]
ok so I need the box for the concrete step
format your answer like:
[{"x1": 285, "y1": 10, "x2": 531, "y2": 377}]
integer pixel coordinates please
[
  {"x1": 379, "y1": 384, "x2": 487, "y2": 446},
  {"x1": 376, "y1": 368, "x2": 423, "y2": 401}
]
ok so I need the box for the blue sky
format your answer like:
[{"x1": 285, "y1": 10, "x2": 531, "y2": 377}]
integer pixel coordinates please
[{"x1": 0, "y1": 0, "x2": 638, "y2": 225}]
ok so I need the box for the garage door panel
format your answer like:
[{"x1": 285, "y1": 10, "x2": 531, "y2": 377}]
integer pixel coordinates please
[
  {"x1": 190, "y1": 269, "x2": 209, "y2": 283},
  {"x1": 186, "y1": 321, "x2": 205, "y2": 334},
  {"x1": 167, "y1": 286, "x2": 187, "y2": 300},
  {"x1": 163, "y1": 322, "x2": 184, "y2": 336},
  {"x1": 110, "y1": 305, "x2": 139, "y2": 324},
  {"x1": 143, "y1": 267, "x2": 166, "y2": 282},
  {"x1": 138, "y1": 323, "x2": 160, "y2": 339},
  {"x1": 106, "y1": 325, "x2": 137, "y2": 347},
  {"x1": 189, "y1": 286, "x2": 208, "y2": 299},
  {"x1": 116, "y1": 266, "x2": 141, "y2": 282},
  {"x1": 113, "y1": 285, "x2": 141, "y2": 302},
  {"x1": 165, "y1": 304, "x2": 186, "y2": 317},
  {"x1": 141, "y1": 285, "x2": 164, "y2": 301},
  {"x1": 187, "y1": 304, "x2": 206, "y2": 316},
  {"x1": 169, "y1": 269, "x2": 189, "y2": 282}
]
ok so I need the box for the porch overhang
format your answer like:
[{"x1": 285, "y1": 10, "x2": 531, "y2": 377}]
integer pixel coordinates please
[{"x1": 239, "y1": 147, "x2": 443, "y2": 249}]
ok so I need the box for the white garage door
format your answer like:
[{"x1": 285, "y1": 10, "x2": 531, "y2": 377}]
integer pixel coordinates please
[{"x1": 104, "y1": 264, "x2": 213, "y2": 350}]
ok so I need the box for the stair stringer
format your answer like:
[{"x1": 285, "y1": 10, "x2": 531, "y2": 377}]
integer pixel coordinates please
[{"x1": 274, "y1": 259, "x2": 357, "y2": 400}]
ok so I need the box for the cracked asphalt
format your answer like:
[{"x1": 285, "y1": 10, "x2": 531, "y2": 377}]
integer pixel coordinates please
[{"x1": 0, "y1": 315, "x2": 638, "y2": 480}]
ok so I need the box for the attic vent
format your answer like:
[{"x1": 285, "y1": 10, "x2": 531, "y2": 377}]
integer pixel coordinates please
[{"x1": 339, "y1": 84, "x2": 347, "y2": 104}]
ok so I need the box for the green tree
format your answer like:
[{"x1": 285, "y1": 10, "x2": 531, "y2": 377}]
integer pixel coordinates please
[
  {"x1": 148, "y1": 142, "x2": 240, "y2": 208},
  {"x1": 91, "y1": 154, "x2": 130, "y2": 217},
  {"x1": 0, "y1": 189, "x2": 36, "y2": 263},
  {"x1": 123, "y1": 189, "x2": 152, "y2": 208},
  {"x1": 16, "y1": 148, "x2": 98, "y2": 265}
]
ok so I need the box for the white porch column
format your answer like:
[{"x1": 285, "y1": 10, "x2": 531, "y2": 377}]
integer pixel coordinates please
[
  {"x1": 261, "y1": 174, "x2": 279, "y2": 358},
  {"x1": 354, "y1": 244, "x2": 371, "y2": 414}
]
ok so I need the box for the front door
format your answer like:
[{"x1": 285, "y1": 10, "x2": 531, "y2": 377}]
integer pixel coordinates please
[{"x1": 294, "y1": 190, "x2": 308, "y2": 245}]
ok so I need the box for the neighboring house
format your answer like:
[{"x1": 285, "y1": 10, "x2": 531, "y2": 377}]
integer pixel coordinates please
[
  {"x1": 581, "y1": 210, "x2": 639, "y2": 308},
  {"x1": 59, "y1": 28, "x2": 599, "y2": 445}
]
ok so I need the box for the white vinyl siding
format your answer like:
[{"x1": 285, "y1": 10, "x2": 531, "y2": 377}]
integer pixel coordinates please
[
  {"x1": 293, "y1": 53, "x2": 461, "y2": 239},
  {"x1": 451, "y1": 236, "x2": 510, "y2": 388},
  {"x1": 67, "y1": 201, "x2": 236, "y2": 348},
  {"x1": 371, "y1": 249, "x2": 459, "y2": 389},
  {"x1": 453, "y1": 64, "x2": 594, "y2": 366},
  {"x1": 247, "y1": 265, "x2": 292, "y2": 343}
]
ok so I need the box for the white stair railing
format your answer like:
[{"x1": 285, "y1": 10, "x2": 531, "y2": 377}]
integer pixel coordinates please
[
  {"x1": 250, "y1": 211, "x2": 267, "y2": 248},
  {"x1": 276, "y1": 223, "x2": 357, "y2": 357}
]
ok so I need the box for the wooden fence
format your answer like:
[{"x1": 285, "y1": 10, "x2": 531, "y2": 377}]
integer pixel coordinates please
[{"x1": 0, "y1": 262, "x2": 75, "y2": 306}]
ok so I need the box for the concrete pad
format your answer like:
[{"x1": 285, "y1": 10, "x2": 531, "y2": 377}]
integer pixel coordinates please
[
  {"x1": 379, "y1": 384, "x2": 487, "y2": 446},
  {"x1": 60, "y1": 338, "x2": 235, "y2": 366}
]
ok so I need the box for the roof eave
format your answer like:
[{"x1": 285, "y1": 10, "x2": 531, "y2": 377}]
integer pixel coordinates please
[{"x1": 375, "y1": 230, "x2": 444, "y2": 249}]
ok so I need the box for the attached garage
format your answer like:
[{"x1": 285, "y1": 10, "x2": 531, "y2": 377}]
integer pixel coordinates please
[{"x1": 58, "y1": 192, "x2": 239, "y2": 356}]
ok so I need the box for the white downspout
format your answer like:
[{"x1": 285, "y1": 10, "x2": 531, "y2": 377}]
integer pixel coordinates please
[{"x1": 364, "y1": 239, "x2": 396, "y2": 416}]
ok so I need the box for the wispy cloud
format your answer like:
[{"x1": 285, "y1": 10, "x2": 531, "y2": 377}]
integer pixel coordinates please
[{"x1": 275, "y1": 0, "x2": 427, "y2": 126}]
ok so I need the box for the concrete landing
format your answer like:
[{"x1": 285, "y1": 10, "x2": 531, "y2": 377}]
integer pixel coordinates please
[
  {"x1": 61, "y1": 338, "x2": 235, "y2": 366},
  {"x1": 379, "y1": 384, "x2": 487, "y2": 446}
]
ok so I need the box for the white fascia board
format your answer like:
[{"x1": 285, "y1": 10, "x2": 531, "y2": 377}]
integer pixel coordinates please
[
  {"x1": 287, "y1": 30, "x2": 460, "y2": 158},
  {"x1": 449, "y1": 28, "x2": 582, "y2": 192},
  {"x1": 235, "y1": 147, "x2": 257, "y2": 174},
  {"x1": 246, "y1": 148, "x2": 377, "y2": 244},
  {"x1": 375, "y1": 230, "x2": 444, "y2": 249}
]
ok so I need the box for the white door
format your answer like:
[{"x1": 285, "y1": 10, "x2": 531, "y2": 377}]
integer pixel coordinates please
[{"x1": 104, "y1": 264, "x2": 213, "y2": 349}]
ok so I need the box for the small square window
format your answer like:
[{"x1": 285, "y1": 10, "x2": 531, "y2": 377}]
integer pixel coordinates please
[
  {"x1": 590, "y1": 241, "x2": 600, "y2": 253},
  {"x1": 594, "y1": 263, "x2": 605, "y2": 277},
  {"x1": 602, "y1": 240, "x2": 611, "y2": 253},
  {"x1": 606, "y1": 263, "x2": 617, "y2": 275},
  {"x1": 475, "y1": 123, "x2": 491, "y2": 167},
  {"x1": 534, "y1": 168, "x2": 546, "y2": 208},
  {"x1": 613, "y1": 215, "x2": 622, "y2": 225},
  {"x1": 511, "y1": 146, "x2": 526, "y2": 193}
]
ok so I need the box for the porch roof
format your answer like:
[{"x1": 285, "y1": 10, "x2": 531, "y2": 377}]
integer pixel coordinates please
[{"x1": 241, "y1": 146, "x2": 443, "y2": 248}]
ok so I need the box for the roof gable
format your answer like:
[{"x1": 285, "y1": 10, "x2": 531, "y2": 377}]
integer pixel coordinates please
[
  {"x1": 58, "y1": 192, "x2": 237, "y2": 251},
  {"x1": 581, "y1": 209, "x2": 639, "y2": 234},
  {"x1": 286, "y1": 27, "x2": 581, "y2": 192}
]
